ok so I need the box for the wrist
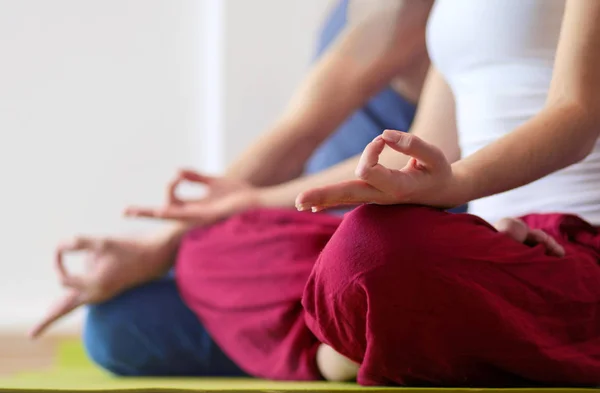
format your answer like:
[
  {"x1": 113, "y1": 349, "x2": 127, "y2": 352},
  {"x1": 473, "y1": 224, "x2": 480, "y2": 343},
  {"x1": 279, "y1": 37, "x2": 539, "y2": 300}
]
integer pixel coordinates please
[
  {"x1": 256, "y1": 184, "x2": 296, "y2": 209},
  {"x1": 448, "y1": 161, "x2": 475, "y2": 207},
  {"x1": 147, "y1": 223, "x2": 190, "y2": 255},
  {"x1": 137, "y1": 225, "x2": 188, "y2": 279},
  {"x1": 256, "y1": 186, "x2": 277, "y2": 208}
]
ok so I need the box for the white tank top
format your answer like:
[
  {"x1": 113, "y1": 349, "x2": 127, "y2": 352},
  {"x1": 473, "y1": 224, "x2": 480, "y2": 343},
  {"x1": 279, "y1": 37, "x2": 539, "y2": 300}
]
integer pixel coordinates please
[{"x1": 427, "y1": 0, "x2": 600, "y2": 225}]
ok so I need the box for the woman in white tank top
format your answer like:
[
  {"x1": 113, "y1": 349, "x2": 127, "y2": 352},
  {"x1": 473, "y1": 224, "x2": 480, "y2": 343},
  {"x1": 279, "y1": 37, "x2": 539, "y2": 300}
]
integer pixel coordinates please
[{"x1": 299, "y1": 0, "x2": 600, "y2": 387}]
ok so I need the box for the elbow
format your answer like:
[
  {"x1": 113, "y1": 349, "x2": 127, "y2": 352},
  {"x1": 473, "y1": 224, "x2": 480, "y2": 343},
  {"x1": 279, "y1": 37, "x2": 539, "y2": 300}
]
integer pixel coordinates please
[
  {"x1": 567, "y1": 126, "x2": 599, "y2": 167},
  {"x1": 549, "y1": 100, "x2": 600, "y2": 165},
  {"x1": 570, "y1": 144, "x2": 594, "y2": 166},
  {"x1": 572, "y1": 113, "x2": 600, "y2": 165}
]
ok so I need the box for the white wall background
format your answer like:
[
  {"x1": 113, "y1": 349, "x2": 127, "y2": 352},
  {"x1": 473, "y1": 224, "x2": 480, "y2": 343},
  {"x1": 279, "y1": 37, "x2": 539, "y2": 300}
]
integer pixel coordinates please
[
  {"x1": 0, "y1": 0, "x2": 332, "y2": 333},
  {"x1": 222, "y1": 0, "x2": 333, "y2": 163}
]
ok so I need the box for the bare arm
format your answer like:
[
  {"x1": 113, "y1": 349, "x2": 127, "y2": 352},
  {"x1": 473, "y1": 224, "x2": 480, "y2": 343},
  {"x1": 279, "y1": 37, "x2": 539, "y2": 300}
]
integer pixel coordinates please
[
  {"x1": 451, "y1": 0, "x2": 600, "y2": 204},
  {"x1": 124, "y1": 2, "x2": 437, "y2": 227},
  {"x1": 226, "y1": 0, "x2": 433, "y2": 187}
]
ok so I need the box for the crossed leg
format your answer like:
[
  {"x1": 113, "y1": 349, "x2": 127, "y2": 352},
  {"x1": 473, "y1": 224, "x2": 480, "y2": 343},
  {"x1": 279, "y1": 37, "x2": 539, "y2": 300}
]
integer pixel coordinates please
[{"x1": 303, "y1": 204, "x2": 600, "y2": 387}]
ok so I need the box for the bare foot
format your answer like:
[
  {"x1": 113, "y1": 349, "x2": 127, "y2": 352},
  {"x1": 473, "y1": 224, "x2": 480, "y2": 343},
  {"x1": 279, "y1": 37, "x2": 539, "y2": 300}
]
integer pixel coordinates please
[{"x1": 316, "y1": 343, "x2": 359, "y2": 382}]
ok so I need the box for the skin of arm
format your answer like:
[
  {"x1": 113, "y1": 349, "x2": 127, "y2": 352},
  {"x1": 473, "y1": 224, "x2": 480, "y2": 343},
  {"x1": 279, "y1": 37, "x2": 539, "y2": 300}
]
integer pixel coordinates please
[
  {"x1": 225, "y1": 0, "x2": 434, "y2": 187},
  {"x1": 448, "y1": 0, "x2": 600, "y2": 205},
  {"x1": 262, "y1": 66, "x2": 460, "y2": 208}
]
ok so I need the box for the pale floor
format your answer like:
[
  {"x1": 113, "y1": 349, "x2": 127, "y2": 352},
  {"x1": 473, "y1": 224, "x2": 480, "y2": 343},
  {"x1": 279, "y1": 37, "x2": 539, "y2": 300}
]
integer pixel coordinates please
[{"x1": 0, "y1": 335, "x2": 68, "y2": 376}]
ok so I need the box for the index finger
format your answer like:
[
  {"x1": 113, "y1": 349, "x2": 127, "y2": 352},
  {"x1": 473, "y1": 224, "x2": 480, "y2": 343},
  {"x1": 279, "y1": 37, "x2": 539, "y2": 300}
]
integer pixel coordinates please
[
  {"x1": 381, "y1": 130, "x2": 446, "y2": 170},
  {"x1": 28, "y1": 291, "x2": 84, "y2": 339}
]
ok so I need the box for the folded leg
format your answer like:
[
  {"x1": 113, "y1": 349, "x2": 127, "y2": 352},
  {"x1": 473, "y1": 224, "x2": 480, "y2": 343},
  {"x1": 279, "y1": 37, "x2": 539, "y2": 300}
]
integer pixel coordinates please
[
  {"x1": 176, "y1": 208, "x2": 343, "y2": 380},
  {"x1": 303, "y1": 204, "x2": 600, "y2": 386},
  {"x1": 83, "y1": 276, "x2": 245, "y2": 377}
]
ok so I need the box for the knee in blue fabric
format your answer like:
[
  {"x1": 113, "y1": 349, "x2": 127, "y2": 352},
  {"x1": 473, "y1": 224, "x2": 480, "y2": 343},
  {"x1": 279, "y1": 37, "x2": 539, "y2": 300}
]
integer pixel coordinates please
[
  {"x1": 84, "y1": 300, "x2": 145, "y2": 376},
  {"x1": 83, "y1": 278, "x2": 246, "y2": 377}
]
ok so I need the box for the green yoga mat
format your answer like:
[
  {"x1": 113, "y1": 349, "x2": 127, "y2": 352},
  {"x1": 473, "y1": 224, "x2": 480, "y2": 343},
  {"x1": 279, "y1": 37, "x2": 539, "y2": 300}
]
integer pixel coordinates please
[{"x1": 0, "y1": 340, "x2": 597, "y2": 393}]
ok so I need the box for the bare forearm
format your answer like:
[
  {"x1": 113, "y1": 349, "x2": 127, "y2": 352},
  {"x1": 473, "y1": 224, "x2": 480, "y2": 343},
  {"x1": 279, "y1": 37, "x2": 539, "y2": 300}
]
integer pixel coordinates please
[
  {"x1": 452, "y1": 104, "x2": 600, "y2": 205},
  {"x1": 226, "y1": 1, "x2": 432, "y2": 187},
  {"x1": 225, "y1": 56, "x2": 367, "y2": 187}
]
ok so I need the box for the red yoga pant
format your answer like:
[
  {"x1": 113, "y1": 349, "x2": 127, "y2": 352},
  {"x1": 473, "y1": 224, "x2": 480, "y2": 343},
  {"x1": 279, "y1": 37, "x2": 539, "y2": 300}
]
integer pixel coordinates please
[
  {"x1": 175, "y1": 208, "x2": 342, "y2": 380},
  {"x1": 303, "y1": 204, "x2": 600, "y2": 387}
]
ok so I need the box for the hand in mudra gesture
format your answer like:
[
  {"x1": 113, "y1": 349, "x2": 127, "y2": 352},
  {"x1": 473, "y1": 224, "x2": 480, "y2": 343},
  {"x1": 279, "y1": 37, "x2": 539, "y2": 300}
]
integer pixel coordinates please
[
  {"x1": 125, "y1": 169, "x2": 259, "y2": 225},
  {"x1": 296, "y1": 130, "x2": 460, "y2": 212}
]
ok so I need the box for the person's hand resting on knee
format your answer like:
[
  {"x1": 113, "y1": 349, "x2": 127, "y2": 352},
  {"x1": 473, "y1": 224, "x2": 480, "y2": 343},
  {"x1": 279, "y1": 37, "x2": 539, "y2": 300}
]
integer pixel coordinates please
[
  {"x1": 294, "y1": 129, "x2": 566, "y2": 259},
  {"x1": 30, "y1": 229, "x2": 182, "y2": 338},
  {"x1": 494, "y1": 217, "x2": 565, "y2": 257},
  {"x1": 32, "y1": 168, "x2": 265, "y2": 338},
  {"x1": 124, "y1": 169, "x2": 261, "y2": 225},
  {"x1": 296, "y1": 130, "x2": 466, "y2": 212}
]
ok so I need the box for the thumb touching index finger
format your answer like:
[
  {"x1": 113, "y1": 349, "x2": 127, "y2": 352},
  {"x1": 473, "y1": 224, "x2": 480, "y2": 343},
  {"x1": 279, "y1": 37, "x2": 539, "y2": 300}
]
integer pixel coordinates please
[
  {"x1": 55, "y1": 236, "x2": 96, "y2": 283},
  {"x1": 167, "y1": 169, "x2": 217, "y2": 205},
  {"x1": 381, "y1": 130, "x2": 446, "y2": 170}
]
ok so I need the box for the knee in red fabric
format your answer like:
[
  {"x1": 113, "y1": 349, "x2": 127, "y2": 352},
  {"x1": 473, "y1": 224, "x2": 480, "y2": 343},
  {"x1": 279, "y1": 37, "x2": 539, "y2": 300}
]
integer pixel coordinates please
[
  {"x1": 176, "y1": 208, "x2": 343, "y2": 381},
  {"x1": 303, "y1": 204, "x2": 472, "y2": 384}
]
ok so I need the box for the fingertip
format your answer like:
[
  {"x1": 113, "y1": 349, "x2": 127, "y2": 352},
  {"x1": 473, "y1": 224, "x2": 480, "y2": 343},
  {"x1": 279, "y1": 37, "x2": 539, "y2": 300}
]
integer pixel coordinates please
[
  {"x1": 362, "y1": 136, "x2": 386, "y2": 161},
  {"x1": 179, "y1": 169, "x2": 197, "y2": 180},
  {"x1": 57, "y1": 238, "x2": 74, "y2": 250},
  {"x1": 295, "y1": 193, "x2": 313, "y2": 212},
  {"x1": 27, "y1": 326, "x2": 41, "y2": 340},
  {"x1": 57, "y1": 236, "x2": 86, "y2": 253},
  {"x1": 372, "y1": 135, "x2": 384, "y2": 143},
  {"x1": 123, "y1": 207, "x2": 157, "y2": 218},
  {"x1": 296, "y1": 189, "x2": 327, "y2": 212},
  {"x1": 182, "y1": 169, "x2": 212, "y2": 183},
  {"x1": 122, "y1": 207, "x2": 136, "y2": 216},
  {"x1": 381, "y1": 129, "x2": 402, "y2": 143},
  {"x1": 296, "y1": 204, "x2": 309, "y2": 212}
]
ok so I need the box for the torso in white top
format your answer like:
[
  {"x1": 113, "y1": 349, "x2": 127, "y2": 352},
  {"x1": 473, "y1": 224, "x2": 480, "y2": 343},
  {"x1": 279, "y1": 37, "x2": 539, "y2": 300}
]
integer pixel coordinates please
[{"x1": 427, "y1": 0, "x2": 600, "y2": 225}]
